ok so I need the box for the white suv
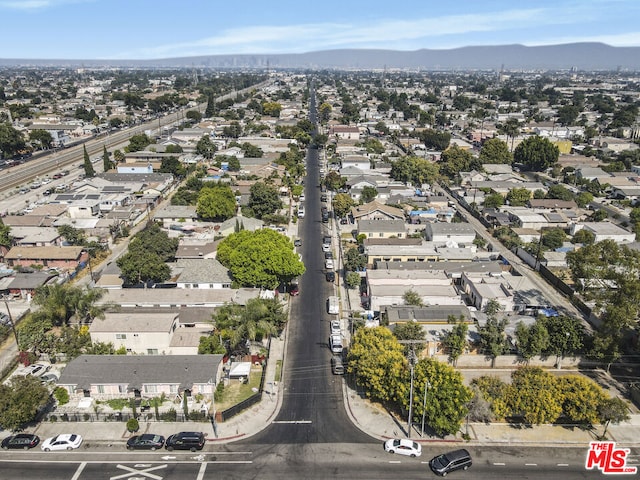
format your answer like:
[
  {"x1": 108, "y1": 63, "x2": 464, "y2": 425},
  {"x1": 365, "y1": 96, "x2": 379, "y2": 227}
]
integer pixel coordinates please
[{"x1": 329, "y1": 334, "x2": 343, "y2": 354}]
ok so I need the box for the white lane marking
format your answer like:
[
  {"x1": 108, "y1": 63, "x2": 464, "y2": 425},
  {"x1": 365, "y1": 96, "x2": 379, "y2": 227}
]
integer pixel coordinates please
[
  {"x1": 525, "y1": 463, "x2": 538, "y2": 466},
  {"x1": 558, "y1": 463, "x2": 569, "y2": 467},
  {"x1": 272, "y1": 420, "x2": 312, "y2": 424},
  {"x1": 388, "y1": 460, "x2": 402, "y2": 464},
  {"x1": 71, "y1": 462, "x2": 87, "y2": 480},
  {"x1": 493, "y1": 462, "x2": 506, "y2": 466},
  {"x1": 210, "y1": 461, "x2": 253, "y2": 464},
  {"x1": 196, "y1": 462, "x2": 206, "y2": 480},
  {"x1": 110, "y1": 464, "x2": 167, "y2": 480}
]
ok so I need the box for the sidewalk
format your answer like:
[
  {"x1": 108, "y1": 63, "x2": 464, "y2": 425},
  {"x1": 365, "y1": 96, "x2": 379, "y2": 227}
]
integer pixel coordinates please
[{"x1": 342, "y1": 379, "x2": 640, "y2": 448}]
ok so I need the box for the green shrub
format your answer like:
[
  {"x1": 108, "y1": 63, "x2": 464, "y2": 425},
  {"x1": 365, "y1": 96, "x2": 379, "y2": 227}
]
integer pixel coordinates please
[
  {"x1": 53, "y1": 387, "x2": 69, "y2": 405},
  {"x1": 126, "y1": 418, "x2": 139, "y2": 433},
  {"x1": 160, "y1": 408, "x2": 177, "y2": 422}
]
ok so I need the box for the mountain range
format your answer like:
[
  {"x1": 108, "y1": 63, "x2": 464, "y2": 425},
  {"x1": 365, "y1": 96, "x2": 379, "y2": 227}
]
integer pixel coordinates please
[{"x1": 1, "y1": 43, "x2": 639, "y2": 71}]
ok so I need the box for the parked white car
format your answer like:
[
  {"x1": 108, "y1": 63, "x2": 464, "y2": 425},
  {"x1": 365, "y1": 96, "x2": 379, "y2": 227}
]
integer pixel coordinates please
[
  {"x1": 384, "y1": 438, "x2": 422, "y2": 457},
  {"x1": 21, "y1": 362, "x2": 50, "y2": 377},
  {"x1": 41, "y1": 434, "x2": 83, "y2": 451}
]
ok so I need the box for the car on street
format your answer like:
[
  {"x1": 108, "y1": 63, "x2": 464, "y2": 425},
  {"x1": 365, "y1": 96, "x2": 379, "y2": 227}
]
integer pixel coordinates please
[
  {"x1": 1, "y1": 434, "x2": 40, "y2": 450},
  {"x1": 384, "y1": 438, "x2": 422, "y2": 457},
  {"x1": 40, "y1": 372, "x2": 59, "y2": 384},
  {"x1": 324, "y1": 251, "x2": 333, "y2": 260},
  {"x1": 325, "y1": 259, "x2": 334, "y2": 270},
  {"x1": 126, "y1": 434, "x2": 165, "y2": 451},
  {"x1": 322, "y1": 243, "x2": 331, "y2": 252},
  {"x1": 429, "y1": 448, "x2": 472, "y2": 475},
  {"x1": 322, "y1": 236, "x2": 332, "y2": 245},
  {"x1": 41, "y1": 433, "x2": 83, "y2": 451},
  {"x1": 165, "y1": 431, "x2": 205, "y2": 451},
  {"x1": 325, "y1": 271, "x2": 335, "y2": 282},
  {"x1": 330, "y1": 319, "x2": 341, "y2": 335},
  {"x1": 289, "y1": 283, "x2": 300, "y2": 296},
  {"x1": 21, "y1": 362, "x2": 50, "y2": 377},
  {"x1": 294, "y1": 239, "x2": 302, "y2": 247}
]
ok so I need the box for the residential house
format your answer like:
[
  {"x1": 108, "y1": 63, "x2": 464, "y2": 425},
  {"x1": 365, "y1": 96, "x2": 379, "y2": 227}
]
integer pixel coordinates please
[
  {"x1": 5, "y1": 245, "x2": 87, "y2": 272},
  {"x1": 6, "y1": 271, "x2": 57, "y2": 299},
  {"x1": 571, "y1": 222, "x2": 635, "y2": 243},
  {"x1": 424, "y1": 222, "x2": 476, "y2": 245},
  {"x1": 57, "y1": 354, "x2": 224, "y2": 401},
  {"x1": 89, "y1": 311, "x2": 212, "y2": 355},
  {"x1": 174, "y1": 258, "x2": 232, "y2": 289},
  {"x1": 152, "y1": 205, "x2": 198, "y2": 227},
  {"x1": 175, "y1": 242, "x2": 218, "y2": 260},
  {"x1": 10, "y1": 227, "x2": 61, "y2": 247},
  {"x1": 357, "y1": 219, "x2": 406, "y2": 239},
  {"x1": 368, "y1": 282, "x2": 462, "y2": 313},
  {"x1": 350, "y1": 201, "x2": 404, "y2": 222},
  {"x1": 329, "y1": 125, "x2": 361, "y2": 140}
]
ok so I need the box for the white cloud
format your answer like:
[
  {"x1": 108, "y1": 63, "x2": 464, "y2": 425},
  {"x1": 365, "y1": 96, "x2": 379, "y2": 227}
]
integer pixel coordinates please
[
  {"x1": 0, "y1": 0, "x2": 92, "y2": 10},
  {"x1": 113, "y1": 5, "x2": 640, "y2": 59}
]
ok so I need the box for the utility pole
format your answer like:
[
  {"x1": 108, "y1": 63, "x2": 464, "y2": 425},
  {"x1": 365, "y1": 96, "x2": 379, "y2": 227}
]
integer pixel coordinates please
[{"x1": 3, "y1": 300, "x2": 19, "y2": 346}]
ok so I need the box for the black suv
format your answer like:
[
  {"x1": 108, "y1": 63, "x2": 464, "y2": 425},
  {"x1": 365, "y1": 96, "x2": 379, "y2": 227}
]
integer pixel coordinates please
[
  {"x1": 165, "y1": 431, "x2": 205, "y2": 452},
  {"x1": 429, "y1": 448, "x2": 472, "y2": 476}
]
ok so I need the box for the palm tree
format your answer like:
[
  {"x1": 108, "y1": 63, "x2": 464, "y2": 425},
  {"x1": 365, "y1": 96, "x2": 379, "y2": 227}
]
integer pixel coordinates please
[{"x1": 500, "y1": 118, "x2": 521, "y2": 152}]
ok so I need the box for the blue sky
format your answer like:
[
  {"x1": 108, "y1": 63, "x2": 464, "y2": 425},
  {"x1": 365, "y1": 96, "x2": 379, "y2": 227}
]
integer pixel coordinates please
[{"x1": 1, "y1": 0, "x2": 639, "y2": 59}]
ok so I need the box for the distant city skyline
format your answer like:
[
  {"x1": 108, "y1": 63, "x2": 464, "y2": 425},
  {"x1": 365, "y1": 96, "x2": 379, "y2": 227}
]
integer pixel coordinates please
[{"x1": 0, "y1": 0, "x2": 639, "y2": 60}]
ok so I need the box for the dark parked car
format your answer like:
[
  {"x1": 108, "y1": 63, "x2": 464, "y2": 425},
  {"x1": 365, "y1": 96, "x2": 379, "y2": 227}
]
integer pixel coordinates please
[
  {"x1": 165, "y1": 432, "x2": 205, "y2": 451},
  {"x1": 289, "y1": 283, "x2": 300, "y2": 296},
  {"x1": 126, "y1": 434, "x2": 165, "y2": 451},
  {"x1": 325, "y1": 271, "x2": 335, "y2": 282},
  {"x1": 1, "y1": 434, "x2": 40, "y2": 450},
  {"x1": 429, "y1": 448, "x2": 472, "y2": 476}
]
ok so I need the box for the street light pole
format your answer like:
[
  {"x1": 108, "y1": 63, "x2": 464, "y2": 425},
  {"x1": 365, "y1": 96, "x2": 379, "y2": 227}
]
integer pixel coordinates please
[
  {"x1": 407, "y1": 349, "x2": 416, "y2": 438},
  {"x1": 421, "y1": 380, "x2": 431, "y2": 437}
]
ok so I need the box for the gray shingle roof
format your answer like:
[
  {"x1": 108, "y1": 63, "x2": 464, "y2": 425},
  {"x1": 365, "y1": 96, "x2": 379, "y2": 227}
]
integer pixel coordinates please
[{"x1": 58, "y1": 354, "x2": 224, "y2": 391}]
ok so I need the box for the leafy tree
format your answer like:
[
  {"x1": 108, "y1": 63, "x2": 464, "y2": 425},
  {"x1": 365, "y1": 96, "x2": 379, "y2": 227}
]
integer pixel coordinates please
[
  {"x1": 0, "y1": 222, "x2": 11, "y2": 247},
  {"x1": 227, "y1": 156, "x2": 241, "y2": 171},
  {"x1": 478, "y1": 310, "x2": 508, "y2": 366},
  {"x1": 204, "y1": 92, "x2": 216, "y2": 117},
  {"x1": 417, "y1": 129, "x2": 451, "y2": 150},
  {"x1": 403, "y1": 290, "x2": 423, "y2": 306},
  {"x1": 590, "y1": 209, "x2": 608, "y2": 222},
  {"x1": 479, "y1": 138, "x2": 512, "y2": 164},
  {"x1": 538, "y1": 315, "x2": 584, "y2": 364},
  {"x1": 82, "y1": 145, "x2": 95, "y2": 178},
  {"x1": 159, "y1": 156, "x2": 187, "y2": 178},
  {"x1": 117, "y1": 250, "x2": 171, "y2": 285},
  {"x1": 546, "y1": 184, "x2": 573, "y2": 201},
  {"x1": 239, "y1": 142, "x2": 263, "y2": 158},
  {"x1": 53, "y1": 386, "x2": 69, "y2": 405},
  {"x1": 197, "y1": 184, "x2": 236, "y2": 221},
  {"x1": 248, "y1": 182, "x2": 282, "y2": 219},
  {"x1": 57, "y1": 224, "x2": 86, "y2": 246},
  {"x1": 514, "y1": 320, "x2": 549, "y2": 362},
  {"x1": 409, "y1": 358, "x2": 473, "y2": 436},
  {"x1": 216, "y1": 229, "x2": 305, "y2": 289},
  {"x1": 439, "y1": 145, "x2": 478, "y2": 180},
  {"x1": 441, "y1": 317, "x2": 468, "y2": 365},
  {"x1": 483, "y1": 193, "x2": 504, "y2": 209},
  {"x1": 102, "y1": 145, "x2": 112, "y2": 172},
  {"x1": 558, "y1": 375, "x2": 607, "y2": 425},
  {"x1": 29, "y1": 129, "x2": 53, "y2": 150},
  {"x1": 198, "y1": 334, "x2": 226, "y2": 354},
  {"x1": 332, "y1": 193, "x2": 355, "y2": 218},
  {"x1": 222, "y1": 121, "x2": 243, "y2": 138},
  {"x1": 471, "y1": 375, "x2": 510, "y2": 419},
  {"x1": 113, "y1": 149, "x2": 125, "y2": 163},
  {"x1": 542, "y1": 228, "x2": 566, "y2": 250},
  {"x1": 186, "y1": 110, "x2": 202, "y2": 123},
  {"x1": 466, "y1": 385, "x2": 494, "y2": 423},
  {"x1": 575, "y1": 191, "x2": 593, "y2": 208},
  {"x1": 0, "y1": 122, "x2": 26, "y2": 157},
  {"x1": 345, "y1": 271, "x2": 361, "y2": 289},
  {"x1": 318, "y1": 102, "x2": 332, "y2": 123},
  {"x1": 324, "y1": 170, "x2": 347, "y2": 191},
  {"x1": 343, "y1": 246, "x2": 366, "y2": 271},
  {"x1": 129, "y1": 223, "x2": 178, "y2": 262},
  {"x1": 16, "y1": 313, "x2": 52, "y2": 353},
  {"x1": 262, "y1": 101, "x2": 282, "y2": 117},
  {"x1": 557, "y1": 104, "x2": 580, "y2": 126},
  {"x1": 506, "y1": 187, "x2": 531, "y2": 206},
  {"x1": 513, "y1": 136, "x2": 559, "y2": 172},
  {"x1": 390, "y1": 156, "x2": 439, "y2": 186},
  {"x1": 196, "y1": 135, "x2": 217, "y2": 159},
  {"x1": 0, "y1": 375, "x2": 50, "y2": 430},
  {"x1": 572, "y1": 228, "x2": 595, "y2": 245},
  {"x1": 598, "y1": 397, "x2": 630, "y2": 439},
  {"x1": 347, "y1": 326, "x2": 407, "y2": 404},
  {"x1": 360, "y1": 185, "x2": 378, "y2": 203},
  {"x1": 393, "y1": 322, "x2": 426, "y2": 354},
  {"x1": 507, "y1": 367, "x2": 563, "y2": 425},
  {"x1": 125, "y1": 133, "x2": 151, "y2": 153}
]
